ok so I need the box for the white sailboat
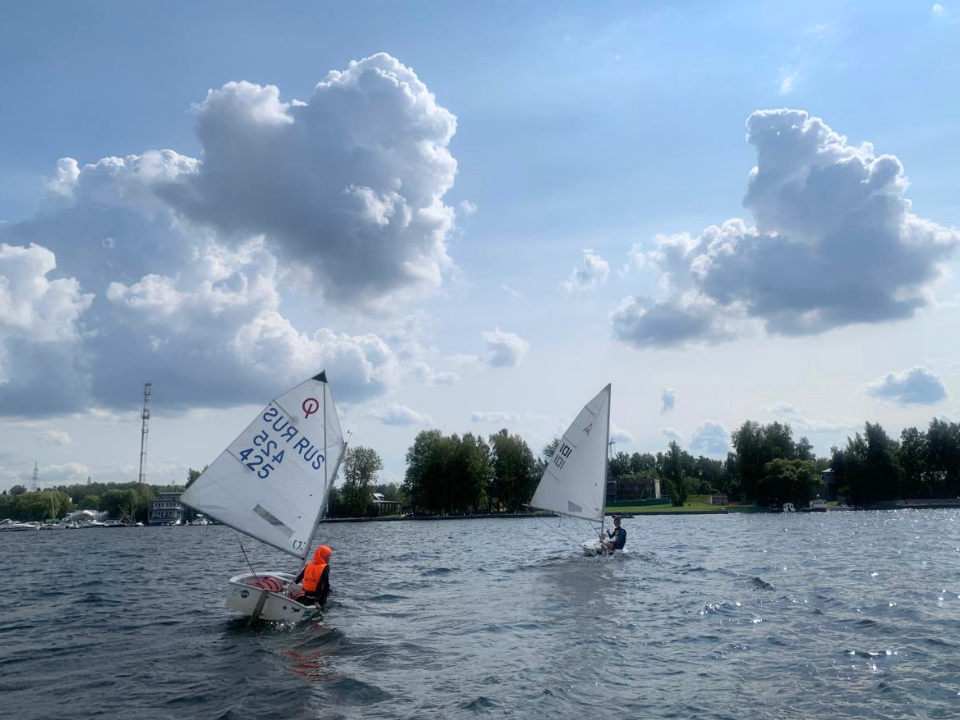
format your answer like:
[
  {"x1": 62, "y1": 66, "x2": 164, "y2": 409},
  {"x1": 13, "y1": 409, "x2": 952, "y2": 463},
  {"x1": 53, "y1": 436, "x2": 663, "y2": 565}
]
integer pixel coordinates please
[
  {"x1": 529, "y1": 384, "x2": 613, "y2": 556},
  {"x1": 180, "y1": 371, "x2": 346, "y2": 622}
]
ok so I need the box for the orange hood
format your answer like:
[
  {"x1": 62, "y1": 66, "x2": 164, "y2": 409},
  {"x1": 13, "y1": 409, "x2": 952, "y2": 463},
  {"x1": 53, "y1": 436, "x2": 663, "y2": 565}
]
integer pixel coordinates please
[{"x1": 313, "y1": 545, "x2": 332, "y2": 564}]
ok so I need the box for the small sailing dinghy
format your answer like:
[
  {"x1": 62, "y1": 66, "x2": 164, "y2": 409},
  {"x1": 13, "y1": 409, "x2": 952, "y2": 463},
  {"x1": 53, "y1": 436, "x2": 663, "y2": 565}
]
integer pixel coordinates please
[
  {"x1": 180, "y1": 371, "x2": 346, "y2": 622},
  {"x1": 529, "y1": 384, "x2": 614, "y2": 556}
]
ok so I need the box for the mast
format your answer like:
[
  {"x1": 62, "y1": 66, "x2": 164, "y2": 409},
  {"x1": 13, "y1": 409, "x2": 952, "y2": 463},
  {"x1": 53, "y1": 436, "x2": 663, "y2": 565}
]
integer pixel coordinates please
[
  {"x1": 298, "y1": 379, "x2": 348, "y2": 561},
  {"x1": 602, "y1": 384, "x2": 611, "y2": 541}
]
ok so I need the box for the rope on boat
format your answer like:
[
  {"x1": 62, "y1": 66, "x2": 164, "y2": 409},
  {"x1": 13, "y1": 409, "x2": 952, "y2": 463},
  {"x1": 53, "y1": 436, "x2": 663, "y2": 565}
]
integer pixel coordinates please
[{"x1": 235, "y1": 532, "x2": 260, "y2": 584}]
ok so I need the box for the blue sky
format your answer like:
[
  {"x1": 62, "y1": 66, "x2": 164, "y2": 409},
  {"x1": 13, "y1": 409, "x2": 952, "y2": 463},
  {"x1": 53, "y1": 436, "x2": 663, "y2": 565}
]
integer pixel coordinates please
[{"x1": 1, "y1": 1, "x2": 959, "y2": 489}]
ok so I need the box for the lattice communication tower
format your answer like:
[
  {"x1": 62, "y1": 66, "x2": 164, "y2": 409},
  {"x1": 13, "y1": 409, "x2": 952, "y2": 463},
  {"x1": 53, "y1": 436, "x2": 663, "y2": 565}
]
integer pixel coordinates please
[{"x1": 138, "y1": 382, "x2": 152, "y2": 484}]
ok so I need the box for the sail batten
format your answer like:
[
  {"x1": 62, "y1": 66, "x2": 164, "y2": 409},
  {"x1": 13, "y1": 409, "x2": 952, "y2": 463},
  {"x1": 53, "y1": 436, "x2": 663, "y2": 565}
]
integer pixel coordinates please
[
  {"x1": 180, "y1": 374, "x2": 345, "y2": 558},
  {"x1": 529, "y1": 384, "x2": 610, "y2": 523}
]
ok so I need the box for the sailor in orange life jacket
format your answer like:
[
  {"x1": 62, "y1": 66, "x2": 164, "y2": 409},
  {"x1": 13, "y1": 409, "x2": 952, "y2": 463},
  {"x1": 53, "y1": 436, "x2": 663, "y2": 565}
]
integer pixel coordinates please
[{"x1": 294, "y1": 545, "x2": 331, "y2": 606}]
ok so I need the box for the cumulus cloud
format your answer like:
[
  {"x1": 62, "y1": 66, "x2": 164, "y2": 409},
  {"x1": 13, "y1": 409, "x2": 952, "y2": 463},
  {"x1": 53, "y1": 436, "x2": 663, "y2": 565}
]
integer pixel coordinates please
[
  {"x1": 689, "y1": 420, "x2": 730, "y2": 455},
  {"x1": 470, "y1": 411, "x2": 519, "y2": 424},
  {"x1": 932, "y1": 4, "x2": 945, "y2": 17},
  {"x1": 561, "y1": 249, "x2": 610, "y2": 294},
  {"x1": 661, "y1": 428, "x2": 683, "y2": 442},
  {"x1": 660, "y1": 387, "x2": 677, "y2": 414},
  {"x1": 481, "y1": 328, "x2": 530, "y2": 368},
  {"x1": 368, "y1": 403, "x2": 432, "y2": 426},
  {"x1": 612, "y1": 110, "x2": 960, "y2": 348},
  {"x1": 610, "y1": 422, "x2": 635, "y2": 444},
  {"x1": 0, "y1": 54, "x2": 459, "y2": 416},
  {"x1": 164, "y1": 54, "x2": 458, "y2": 309},
  {"x1": 862, "y1": 366, "x2": 948, "y2": 405}
]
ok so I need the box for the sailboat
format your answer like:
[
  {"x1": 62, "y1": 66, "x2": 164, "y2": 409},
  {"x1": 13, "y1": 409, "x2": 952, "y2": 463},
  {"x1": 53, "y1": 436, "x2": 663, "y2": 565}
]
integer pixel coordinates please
[
  {"x1": 529, "y1": 384, "x2": 613, "y2": 556},
  {"x1": 180, "y1": 371, "x2": 346, "y2": 622}
]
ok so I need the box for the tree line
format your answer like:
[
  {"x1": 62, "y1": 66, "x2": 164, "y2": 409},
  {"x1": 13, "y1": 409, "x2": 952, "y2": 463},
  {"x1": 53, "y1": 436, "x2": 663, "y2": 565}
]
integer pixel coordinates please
[
  {"x1": 6, "y1": 415, "x2": 958, "y2": 522},
  {"x1": 0, "y1": 480, "x2": 187, "y2": 523}
]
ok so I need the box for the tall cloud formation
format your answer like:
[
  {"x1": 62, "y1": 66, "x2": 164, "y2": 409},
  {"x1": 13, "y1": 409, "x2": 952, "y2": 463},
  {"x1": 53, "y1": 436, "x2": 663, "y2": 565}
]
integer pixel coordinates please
[
  {"x1": 613, "y1": 110, "x2": 960, "y2": 348},
  {"x1": 164, "y1": 54, "x2": 458, "y2": 308},
  {"x1": 0, "y1": 54, "x2": 456, "y2": 416},
  {"x1": 862, "y1": 366, "x2": 948, "y2": 405}
]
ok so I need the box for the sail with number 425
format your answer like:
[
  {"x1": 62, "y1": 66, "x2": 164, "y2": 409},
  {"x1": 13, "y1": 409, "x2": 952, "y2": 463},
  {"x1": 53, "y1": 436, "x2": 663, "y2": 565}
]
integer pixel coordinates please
[
  {"x1": 529, "y1": 384, "x2": 610, "y2": 523},
  {"x1": 180, "y1": 371, "x2": 345, "y2": 560}
]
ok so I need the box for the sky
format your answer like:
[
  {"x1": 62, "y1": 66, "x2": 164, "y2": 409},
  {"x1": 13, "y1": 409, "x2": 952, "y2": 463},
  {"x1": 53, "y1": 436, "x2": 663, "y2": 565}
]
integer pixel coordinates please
[{"x1": 1, "y1": 0, "x2": 959, "y2": 491}]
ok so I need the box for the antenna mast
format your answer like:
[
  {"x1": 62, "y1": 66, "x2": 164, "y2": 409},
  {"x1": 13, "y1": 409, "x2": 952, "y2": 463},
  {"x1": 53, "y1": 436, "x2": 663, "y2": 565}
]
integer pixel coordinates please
[
  {"x1": 31, "y1": 462, "x2": 39, "y2": 492},
  {"x1": 138, "y1": 382, "x2": 152, "y2": 484}
]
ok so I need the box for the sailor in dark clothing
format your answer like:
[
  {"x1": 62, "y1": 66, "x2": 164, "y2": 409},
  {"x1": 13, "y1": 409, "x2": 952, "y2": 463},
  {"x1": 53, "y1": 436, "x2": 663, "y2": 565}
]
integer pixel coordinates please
[
  {"x1": 294, "y1": 545, "x2": 331, "y2": 605},
  {"x1": 602, "y1": 516, "x2": 626, "y2": 553}
]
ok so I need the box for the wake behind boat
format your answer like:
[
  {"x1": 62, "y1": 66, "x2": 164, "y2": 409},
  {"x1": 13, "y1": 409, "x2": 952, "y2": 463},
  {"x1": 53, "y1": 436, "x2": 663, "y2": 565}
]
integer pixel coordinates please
[
  {"x1": 529, "y1": 384, "x2": 616, "y2": 556},
  {"x1": 180, "y1": 371, "x2": 346, "y2": 622}
]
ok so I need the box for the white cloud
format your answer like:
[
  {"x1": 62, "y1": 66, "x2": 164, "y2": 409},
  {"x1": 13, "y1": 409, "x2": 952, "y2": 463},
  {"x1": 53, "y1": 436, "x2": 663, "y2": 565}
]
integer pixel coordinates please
[
  {"x1": 39, "y1": 429, "x2": 72, "y2": 446},
  {"x1": 164, "y1": 54, "x2": 458, "y2": 310},
  {"x1": 501, "y1": 284, "x2": 524, "y2": 299},
  {"x1": 612, "y1": 110, "x2": 960, "y2": 349},
  {"x1": 689, "y1": 420, "x2": 730, "y2": 456},
  {"x1": 661, "y1": 428, "x2": 683, "y2": 442},
  {"x1": 862, "y1": 366, "x2": 948, "y2": 405},
  {"x1": 779, "y1": 68, "x2": 798, "y2": 94},
  {"x1": 561, "y1": 249, "x2": 610, "y2": 294},
  {"x1": 660, "y1": 387, "x2": 677, "y2": 414},
  {"x1": 470, "y1": 411, "x2": 519, "y2": 424},
  {"x1": 368, "y1": 403, "x2": 432, "y2": 426},
  {"x1": 410, "y1": 362, "x2": 460, "y2": 386},
  {"x1": 932, "y1": 4, "x2": 945, "y2": 17},
  {"x1": 0, "y1": 54, "x2": 463, "y2": 416},
  {"x1": 481, "y1": 327, "x2": 530, "y2": 368},
  {"x1": 763, "y1": 401, "x2": 857, "y2": 434},
  {"x1": 610, "y1": 422, "x2": 635, "y2": 444},
  {"x1": 459, "y1": 200, "x2": 478, "y2": 215}
]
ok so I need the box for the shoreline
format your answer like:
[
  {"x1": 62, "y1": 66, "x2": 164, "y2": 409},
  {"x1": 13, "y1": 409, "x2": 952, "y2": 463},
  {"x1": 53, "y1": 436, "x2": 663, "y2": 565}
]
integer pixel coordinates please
[{"x1": 319, "y1": 499, "x2": 960, "y2": 523}]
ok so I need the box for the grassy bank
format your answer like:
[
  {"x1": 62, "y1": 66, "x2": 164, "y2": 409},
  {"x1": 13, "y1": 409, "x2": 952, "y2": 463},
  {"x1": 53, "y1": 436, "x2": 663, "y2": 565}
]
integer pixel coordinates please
[{"x1": 609, "y1": 495, "x2": 764, "y2": 514}]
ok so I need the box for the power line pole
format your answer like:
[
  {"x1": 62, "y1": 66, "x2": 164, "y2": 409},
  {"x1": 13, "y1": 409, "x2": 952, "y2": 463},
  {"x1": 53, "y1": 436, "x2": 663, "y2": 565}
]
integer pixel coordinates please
[
  {"x1": 31, "y1": 462, "x2": 39, "y2": 492},
  {"x1": 138, "y1": 382, "x2": 152, "y2": 485}
]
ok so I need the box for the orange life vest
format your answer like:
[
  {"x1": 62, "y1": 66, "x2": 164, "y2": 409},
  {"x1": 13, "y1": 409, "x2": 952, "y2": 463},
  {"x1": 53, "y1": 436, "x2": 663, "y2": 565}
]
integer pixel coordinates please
[{"x1": 302, "y1": 560, "x2": 326, "y2": 593}]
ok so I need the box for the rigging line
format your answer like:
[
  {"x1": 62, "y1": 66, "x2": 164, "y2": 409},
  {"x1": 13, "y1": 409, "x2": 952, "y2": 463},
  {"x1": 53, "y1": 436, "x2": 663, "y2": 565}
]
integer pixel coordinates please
[
  {"x1": 534, "y1": 512, "x2": 582, "y2": 544},
  {"x1": 235, "y1": 532, "x2": 260, "y2": 584}
]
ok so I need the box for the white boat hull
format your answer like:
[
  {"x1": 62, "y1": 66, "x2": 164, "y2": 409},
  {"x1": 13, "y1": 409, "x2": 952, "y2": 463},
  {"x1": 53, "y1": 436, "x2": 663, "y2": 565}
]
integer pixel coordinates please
[
  {"x1": 226, "y1": 571, "x2": 321, "y2": 623},
  {"x1": 581, "y1": 539, "x2": 617, "y2": 556}
]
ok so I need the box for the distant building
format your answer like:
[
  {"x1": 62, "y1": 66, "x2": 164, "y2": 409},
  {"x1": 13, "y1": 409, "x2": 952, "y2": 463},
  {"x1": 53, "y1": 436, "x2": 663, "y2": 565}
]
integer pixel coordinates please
[
  {"x1": 709, "y1": 494, "x2": 728, "y2": 506},
  {"x1": 370, "y1": 492, "x2": 402, "y2": 517},
  {"x1": 821, "y1": 468, "x2": 838, "y2": 501},
  {"x1": 149, "y1": 491, "x2": 184, "y2": 525}
]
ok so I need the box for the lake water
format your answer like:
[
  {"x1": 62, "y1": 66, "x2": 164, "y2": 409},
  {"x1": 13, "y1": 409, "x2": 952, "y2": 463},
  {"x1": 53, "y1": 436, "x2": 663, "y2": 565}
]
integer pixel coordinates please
[{"x1": 2, "y1": 510, "x2": 959, "y2": 719}]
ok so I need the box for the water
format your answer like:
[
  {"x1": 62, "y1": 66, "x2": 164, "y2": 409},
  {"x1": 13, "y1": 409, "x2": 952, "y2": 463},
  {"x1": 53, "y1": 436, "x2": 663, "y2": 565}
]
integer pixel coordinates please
[{"x1": 3, "y1": 511, "x2": 960, "y2": 719}]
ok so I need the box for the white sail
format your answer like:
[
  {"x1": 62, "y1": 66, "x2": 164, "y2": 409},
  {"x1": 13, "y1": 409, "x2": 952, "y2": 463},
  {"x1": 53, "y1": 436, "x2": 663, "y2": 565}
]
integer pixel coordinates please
[
  {"x1": 181, "y1": 372, "x2": 345, "y2": 559},
  {"x1": 530, "y1": 384, "x2": 610, "y2": 522}
]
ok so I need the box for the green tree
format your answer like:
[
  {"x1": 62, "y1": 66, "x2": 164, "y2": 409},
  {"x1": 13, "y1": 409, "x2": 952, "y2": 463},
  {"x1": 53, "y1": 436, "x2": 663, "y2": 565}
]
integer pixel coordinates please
[
  {"x1": 899, "y1": 426, "x2": 929, "y2": 498},
  {"x1": 663, "y1": 441, "x2": 689, "y2": 506},
  {"x1": 341, "y1": 446, "x2": 384, "y2": 517},
  {"x1": 834, "y1": 423, "x2": 901, "y2": 505},
  {"x1": 927, "y1": 418, "x2": 960, "y2": 497},
  {"x1": 755, "y1": 459, "x2": 820, "y2": 507},
  {"x1": 489, "y1": 429, "x2": 538, "y2": 512},
  {"x1": 9, "y1": 484, "x2": 27, "y2": 496}
]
